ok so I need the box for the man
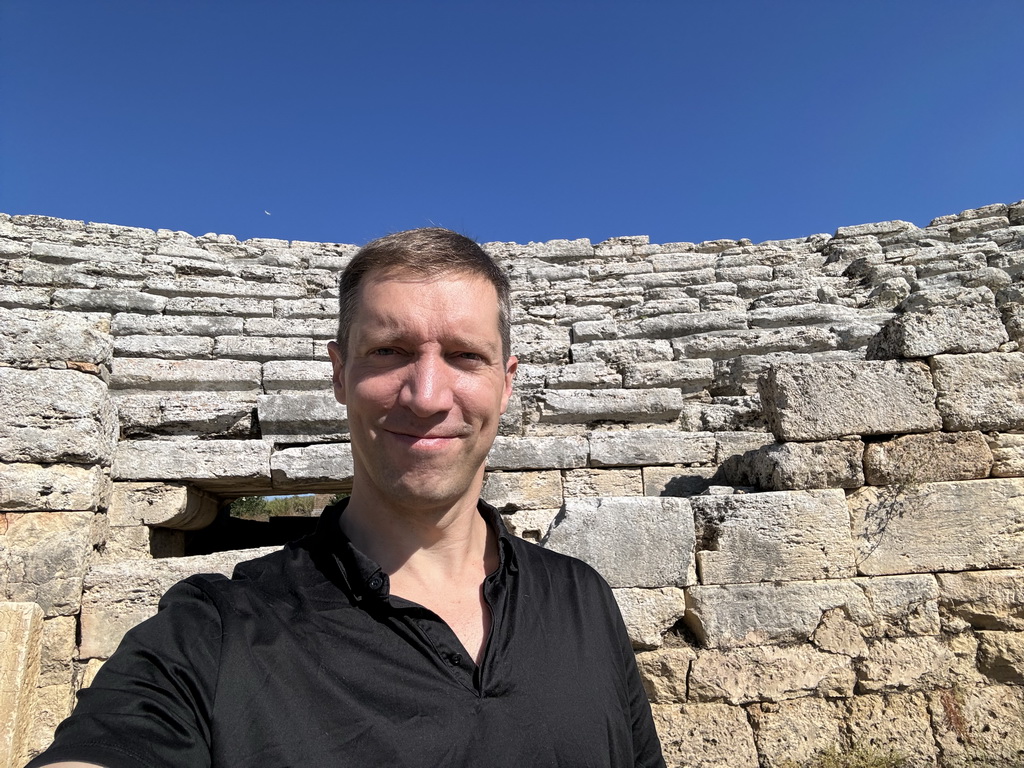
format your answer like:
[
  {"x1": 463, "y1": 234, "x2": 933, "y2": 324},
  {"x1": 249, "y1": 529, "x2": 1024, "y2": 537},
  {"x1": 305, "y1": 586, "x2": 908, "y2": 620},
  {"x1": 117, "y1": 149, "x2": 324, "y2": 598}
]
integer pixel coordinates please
[{"x1": 31, "y1": 228, "x2": 665, "y2": 768}]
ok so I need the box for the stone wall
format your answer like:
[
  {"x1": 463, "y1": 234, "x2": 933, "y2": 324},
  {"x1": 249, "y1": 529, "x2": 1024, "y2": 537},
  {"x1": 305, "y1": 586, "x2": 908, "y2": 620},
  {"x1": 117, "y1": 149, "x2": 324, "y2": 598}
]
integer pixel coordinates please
[{"x1": 1, "y1": 202, "x2": 1023, "y2": 767}]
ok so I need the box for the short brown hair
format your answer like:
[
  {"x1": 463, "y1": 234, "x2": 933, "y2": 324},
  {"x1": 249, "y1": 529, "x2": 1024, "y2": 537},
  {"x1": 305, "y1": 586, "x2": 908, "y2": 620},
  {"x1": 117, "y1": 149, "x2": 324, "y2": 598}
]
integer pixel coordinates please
[{"x1": 336, "y1": 227, "x2": 512, "y2": 361}]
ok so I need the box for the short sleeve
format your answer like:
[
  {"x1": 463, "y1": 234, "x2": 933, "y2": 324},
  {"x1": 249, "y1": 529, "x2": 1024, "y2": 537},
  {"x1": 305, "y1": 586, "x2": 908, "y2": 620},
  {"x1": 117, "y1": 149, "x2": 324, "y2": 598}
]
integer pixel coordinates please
[{"x1": 27, "y1": 577, "x2": 226, "y2": 768}]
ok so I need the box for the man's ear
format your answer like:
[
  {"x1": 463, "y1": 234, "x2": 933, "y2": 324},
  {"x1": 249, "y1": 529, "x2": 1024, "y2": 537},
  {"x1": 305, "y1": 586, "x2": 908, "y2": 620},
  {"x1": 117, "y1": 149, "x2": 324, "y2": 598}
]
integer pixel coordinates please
[
  {"x1": 500, "y1": 355, "x2": 518, "y2": 414},
  {"x1": 327, "y1": 340, "x2": 347, "y2": 405}
]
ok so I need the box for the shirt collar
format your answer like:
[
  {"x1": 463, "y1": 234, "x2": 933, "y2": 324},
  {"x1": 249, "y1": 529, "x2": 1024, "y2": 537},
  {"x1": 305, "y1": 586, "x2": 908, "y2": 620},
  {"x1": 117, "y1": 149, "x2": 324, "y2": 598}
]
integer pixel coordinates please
[{"x1": 314, "y1": 497, "x2": 518, "y2": 602}]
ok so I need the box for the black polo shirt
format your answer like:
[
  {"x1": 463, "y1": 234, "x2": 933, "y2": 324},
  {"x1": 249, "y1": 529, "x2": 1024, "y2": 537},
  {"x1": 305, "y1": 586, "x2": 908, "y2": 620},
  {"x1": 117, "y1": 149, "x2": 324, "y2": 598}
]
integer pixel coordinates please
[{"x1": 30, "y1": 501, "x2": 665, "y2": 768}]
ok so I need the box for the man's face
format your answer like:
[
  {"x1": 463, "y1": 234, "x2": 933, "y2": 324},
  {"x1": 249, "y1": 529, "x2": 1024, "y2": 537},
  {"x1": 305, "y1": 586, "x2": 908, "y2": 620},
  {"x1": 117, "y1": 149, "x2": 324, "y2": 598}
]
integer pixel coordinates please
[{"x1": 327, "y1": 271, "x2": 517, "y2": 512}]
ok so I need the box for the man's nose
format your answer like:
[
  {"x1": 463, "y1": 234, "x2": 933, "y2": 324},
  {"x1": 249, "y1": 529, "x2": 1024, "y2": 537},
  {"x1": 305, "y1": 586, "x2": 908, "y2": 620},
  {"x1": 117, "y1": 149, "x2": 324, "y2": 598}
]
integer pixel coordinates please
[{"x1": 398, "y1": 354, "x2": 454, "y2": 416}]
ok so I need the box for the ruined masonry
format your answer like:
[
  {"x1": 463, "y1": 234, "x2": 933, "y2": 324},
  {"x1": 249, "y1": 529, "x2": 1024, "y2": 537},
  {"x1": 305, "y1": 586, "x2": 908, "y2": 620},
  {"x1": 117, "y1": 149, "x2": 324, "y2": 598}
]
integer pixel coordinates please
[{"x1": 2, "y1": 202, "x2": 1024, "y2": 767}]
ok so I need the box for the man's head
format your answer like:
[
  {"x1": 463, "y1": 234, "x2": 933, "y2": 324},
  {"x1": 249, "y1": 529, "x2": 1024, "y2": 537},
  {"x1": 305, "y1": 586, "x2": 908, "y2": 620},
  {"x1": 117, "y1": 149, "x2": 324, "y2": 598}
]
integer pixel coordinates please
[{"x1": 336, "y1": 227, "x2": 512, "y2": 362}]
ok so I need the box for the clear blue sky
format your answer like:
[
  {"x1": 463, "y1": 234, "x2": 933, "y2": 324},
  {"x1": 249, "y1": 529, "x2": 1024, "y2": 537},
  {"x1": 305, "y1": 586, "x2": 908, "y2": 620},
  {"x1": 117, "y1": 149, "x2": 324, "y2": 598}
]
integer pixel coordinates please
[{"x1": 2, "y1": 1, "x2": 1022, "y2": 247}]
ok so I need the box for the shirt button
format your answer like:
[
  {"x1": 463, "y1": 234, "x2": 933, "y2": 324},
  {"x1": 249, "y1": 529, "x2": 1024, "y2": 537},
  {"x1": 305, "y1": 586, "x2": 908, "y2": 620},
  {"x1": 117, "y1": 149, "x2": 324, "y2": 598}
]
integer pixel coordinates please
[
  {"x1": 367, "y1": 575, "x2": 383, "y2": 591},
  {"x1": 450, "y1": 653, "x2": 463, "y2": 667}
]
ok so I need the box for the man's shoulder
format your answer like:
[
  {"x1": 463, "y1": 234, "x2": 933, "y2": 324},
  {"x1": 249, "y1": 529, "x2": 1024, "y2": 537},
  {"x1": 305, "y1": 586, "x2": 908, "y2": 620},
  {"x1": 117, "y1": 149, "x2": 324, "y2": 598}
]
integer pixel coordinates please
[{"x1": 506, "y1": 534, "x2": 614, "y2": 594}]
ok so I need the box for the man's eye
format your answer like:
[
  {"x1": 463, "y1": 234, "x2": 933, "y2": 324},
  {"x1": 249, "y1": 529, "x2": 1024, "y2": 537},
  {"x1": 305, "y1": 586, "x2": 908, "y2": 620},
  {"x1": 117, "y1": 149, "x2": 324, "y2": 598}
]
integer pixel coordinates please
[
  {"x1": 458, "y1": 352, "x2": 483, "y2": 361},
  {"x1": 371, "y1": 348, "x2": 397, "y2": 356}
]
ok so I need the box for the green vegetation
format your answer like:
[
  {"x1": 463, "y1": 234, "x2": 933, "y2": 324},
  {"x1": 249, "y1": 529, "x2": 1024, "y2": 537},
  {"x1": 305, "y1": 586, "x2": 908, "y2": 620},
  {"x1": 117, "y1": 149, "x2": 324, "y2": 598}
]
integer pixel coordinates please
[{"x1": 229, "y1": 495, "x2": 316, "y2": 520}]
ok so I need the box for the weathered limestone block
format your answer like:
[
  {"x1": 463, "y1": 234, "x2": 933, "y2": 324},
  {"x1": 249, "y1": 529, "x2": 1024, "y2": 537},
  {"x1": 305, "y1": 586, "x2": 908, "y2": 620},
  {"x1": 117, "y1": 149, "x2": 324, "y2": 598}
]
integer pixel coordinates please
[
  {"x1": 936, "y1": 569, "x2": 1024, "y2": 632},
  {"x1": 213, "y1": 335, "x2": 314, "y2": 361},
  {"x1": 863, "y1": 431, "x2": 993, "y2": 485},
  {"x1": 748, "y1": 439, "x2": 864, "y2": 491},
  {"x1": 855, "y1": 634, "x2": 981, "y2": 693},
  {"x1": 109, "y1": 483, "x2": 218, "y2": 530},
  {"x1": 0, "y1": 463, "x2": 108, "y2": 512},
  {"x1": 615, "y1": 589, "x2": 688, "y2": 650},
  {"x1": 713, "y1": 350, "x2": 865, "y2": 397},
  {"x1": 989, "y1": 433, "x2": 1024, "y2": 477},
  {"x1": 651, "y1": 702, "x2": 758, "y2": 768},
  {"x1": 622, "y1": 359, "x2": 714, "y2": 391},
  {"x1": 144, "y1": 275, "x2": 305, "y2": 299},
  {"x1": 79, "y1": 547, "x2": 279, "y2": 659},
  {"x1": 499, "y1": 508, "x2": 559, "y2": 541},
  {"x1": 760, "y1": 360, "x2": 941, "y2": 441},
  {"x1": 715, "y1": 431, "x2": 776, "y2": 465},
  {"x1": 689, "y1": 645, "x2": 855, "y2": 705},
  {"x1": 0, "y1": 286, "x2": 51, "y2": 309},
  {"x1": 932, "y1": 352, "x2": 1024, "y2": 432},
  {"x1": 257, "y1": 392, "x2": 347, "y2": 443},
  {"x1": 0, "y1": 512, "x2": 94, "y2": 615},
  {"x1": 537, "y1": 388, "x2": 684, "y2": 423},
  {"x1": 52, "y1": 287, "x2": 166, "y2": 314},
  {"x1": 849, "y1": 478, "x2": 1024, "y2": 575},
  {"x1": 672, "y1": 326, "x2": 838, "y2": 360},
  {"x1": 114, "y1": 391, "x2": 257, "y2": 438},
  {"x1": 636, "y1": 646, "x2": 695, "y2": 702},
  {"x1": 164, "y1": 296, "x2": 275, "y2": 317},
  {"x1": 269, "y1": 443, "x2": 354, "y2": 488},
  {"x1": 511, "y1": 323, "x2": 571, "y2": 364},
  {"x1": 113, "y1": 334, "x2": 215, "y2": 359},
  {"x1": 110, "y1": 358, "x2": 262, "y2": 392},
  {"x1": 543, "y1": 497, "x2": 695, "y2": 588},
  {"x1": 262, "y1": 359, "x2": 333, "y2": 392},
  {"x1": 835, "y1": 220, "x2": 915, "y2": 239},
  {"x1": 0, "y1": 368, "x2": 116, "y2": 465},
  {"x1": 112, "y1": 440, "x2": 272, "y2": 489},
  {"x1": 273, "y1": 298, "x2": 336, "y2": 319},
  {"x1": 642, "y1": 466, "x2": 717, "y2": 497},
  {"x1": 26, "y1": 679, "x2": 75, "y2": 763},
  {"x1": 0, "y1": 308, "x2": 112, "y2": 366},
  {"x1": 569, "y1": 339, "x2": 674, "y2": 365},
  {"x1": 0, "y1": 602, "x2": 43, "y2": 768},
  {"x1": 571, "y1": 319, "x2": 617, "y2": 342},
  {"x1": 27, "y1": 616, "x2": 78, "y2": 759},
  {"x1": 562, "y1": 469, "x2": 642, "y2": 497},
  {"x1": 810, "y1": 607, "x2": 870, "y2": 657},
  {"x1": 977, "y1": 630, "x2": 1024, "y2": 684},
  {"x1": 846, "y1": 693, "x2": 938, "y2": 768},
  {"x1": 869, "y1": 287, "x2": 1008, "y2": 358},
  {"x1": 590, "y1": 429, "x2": 716, "y2": 467},
  {"x1": 747, "y1": 698, "x2": 846, "y2": 768},
  {"x1": 482, "y1": 471, "x2": 562, "y2": 511},
  {"x1": 633, "y1": 310, "x2": 747, "y2": 339},
  {"x1": 111, "y1": 312, "x2": 244, "y2": 337},
  {"x1": 543, "y1": 362, "x2": 621, "y2": 389},
  {"x1": 244, "y1": 317, "x2": 335, "y2": 338},
  {"x1": 692, "y1": 489, "x2": 856, "y2": 584},
  {"x1": 487, "y1": 436, "x2": 589, "y2": 470},
  {"x1": 686, "y1": 575, "x2": 939, "y2": 649},
  {"x1": 927, "y1": 685, "x2": 1024, "y2": 768}
]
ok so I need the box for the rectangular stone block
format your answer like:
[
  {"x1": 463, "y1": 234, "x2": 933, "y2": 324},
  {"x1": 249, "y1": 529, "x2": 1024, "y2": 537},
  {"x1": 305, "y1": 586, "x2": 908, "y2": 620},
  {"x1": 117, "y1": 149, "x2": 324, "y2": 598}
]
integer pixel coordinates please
[
  {"x1": 499, "y1": 508, "x2": 560, "y2": 542},
  {"x1": 847, "y1": 692, "x2": 939, "y2": 766},
  {"x1": 164, "y1": 296, "x2": 274, "y2": 317},
  {"x1": 689, "y1": 645, "x2": 855, "y2": 705},
  {"x1": 621, "y1": 359, "x2": 714, "y2": 391},
  {"x1": 0, "y1": 368, "x2": 117, "y2": 465},
  {"x1": 747, "y1": 697, "x2": 846, "y2": 768},
  {"x1": 257, "y1": 392, "x2": 347, "y2": 443},
  {"x1": 0, "y1": 463, "x2": 109, "y2": 512},
  {"x1": 863, "y1": 431, "x2": 993, "y2": 485},
  {"x1": 989, "y1": 433, "x2": 1024, "y2": 477},
  {"x1": 562, "y1": 469, "x2": 642, "y2": 497},
  {"x1": 0, "y1": 286, "x2": 51, "y2": 309},
  {"x1": 510, "y1": 323, "x2": 571, "y2": 364},
  {"x1": 932, "y1": 352, "x2": 1024, "y2": 432},
  {"x1": 542, "y1": 496, "x2": 696, "y2": 588},
  {"x1": 538, "y1": 388, "x2": 684, "y2": 423},
  {"x1": 849, "y1": 478, "x2": 1024, "y2": 575},
  {"x1": 748, "y1": 439, "x2": 864, "y2": 491},
  {"x1": 692, "y1": 489, "x2": 856, "y2": 584},
  {"x1": 569, "y1": 339, "x2": 674, "y2": 365},
  {"x1": 0, "y1": 308, "x2": 112, "y2": 366},
  {"x1": 112, "y1": 440, "x2": 272, "y2": 490},
  {"x1": 936, "y1": 569, "x2": 1024, "y2": 632},
  {"x1": 262, "y1": 360, "x2": 333, "y2": 392},
  {"x1": 243, "y1": 317, "x2": 336, "y2": 338},
  {"x1": 927, "y1": 685, "x2": 1024, "y2": 766},
  {"x1": 113, "y1": 334, "x2": 214, "y2": 359},
  {"x1": 1, "y1": 512, "x2": 95, "y2": 615},
  {"x1": 632, "y1": 310, "x2": 748, "y2": 339},
  {"x1": 652, "y1": 702, "x2": 758, "y2": 768},
  {"x1": 672, "y1": 326, "x2": 838, "y2": 360},
  {"x1": 685, "y1": 575, "x2": 939, "y2": 648},
  {"x1": 543, "y1": 362, "x2": 621, "y2": 389},
  {"x1": 110, "y1": 358, "x2": 262, "y2": 392},
  {"x1": 482, "y1": 471, "x2": 563, "y2": 512},
  {"x1": 487, "y1": 436, "x2": 590, "y2": 470},
  {"x1": 111, "y1": 312, "x2": 244, "y2": 337},
  {"x1": 114, "y1": 392, "x2": 257, "y2": 438},
  {"x1": 273, "y1": 298, "x2": 336, "y2": 319},
  {"x1": 52, "y1": 288, "x2": 167, "y2": 314},
  {"x1": 0, "y1": 602, "x2": 43, "y2": 768},
  {"x1": 270, "y1": 443, "x2": 354, "y2": 490},
  {"x1": 589, "y1": 429, "x2": 716, "y2": 467},
  {"x1": 615, "y1": 589, "x2": 689, "y2": 650},
  {"x1": 856, "y1": 634, "x2": 982, "y2": 693},
  {"x1": 144, "y1": 275, "x2": 305, "y2": 299},
  {"x1": 642, "y1": 466, "x2": 717, "y2": 497},
  {"x1": 214, "y1": 335, "x2": 314, "y2": 361},
  {"x1": 760, "y1": 360, "x2": 941, "y2": 441}
]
